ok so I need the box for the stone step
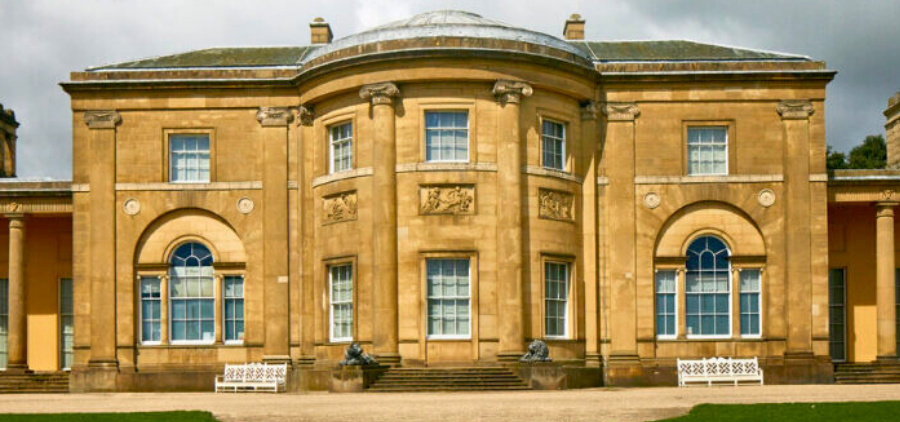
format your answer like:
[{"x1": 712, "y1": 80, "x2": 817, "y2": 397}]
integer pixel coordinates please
[
  {"x1": 368, "y1": 385, "x2": 532, "y2": 392},
  {"x1": 368, "y1": 366, "x2": 529, "y2": 392},
  {"x1": 0, "y1": 372, "x2": 69, "y2": 394}
]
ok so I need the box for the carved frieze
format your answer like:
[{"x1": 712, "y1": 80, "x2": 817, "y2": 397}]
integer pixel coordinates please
[
  {"x1": 601, "y1": 103, "x2": 640, "y2": 121},
  {"x1": 323, "y1": 191, "x2": 358, "y2": 224},
  {"x1": 776, "y1": 100, "x2": 814, "y2": 120},
  {"x1": 492, "y1": 80, "x2": 533, "y2": 104},
  {"x1": 83, "y1": 110, "x2": 121, "y2": 129},
  {"x1": 359, "y1": 82, "x2": 400, "y2": 105},
  {"x1": 538, "y1": 188, "x2": 574, "y2": 222},
  {"x1": 256, "y1": 107, "x2": 293, "y2": 126},
  {"x1": 419, "y1": 185, "x2": 475, "y2": 215}
]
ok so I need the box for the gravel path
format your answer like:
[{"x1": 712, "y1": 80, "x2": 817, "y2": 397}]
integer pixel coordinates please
[{"x1": 2, "y1": 384, "x2": 900, "y2": 422}]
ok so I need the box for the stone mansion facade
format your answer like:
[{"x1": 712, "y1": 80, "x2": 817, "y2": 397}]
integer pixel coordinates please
[{"x1": 1, "y1": 11, "x2": 899, "y2": 391}]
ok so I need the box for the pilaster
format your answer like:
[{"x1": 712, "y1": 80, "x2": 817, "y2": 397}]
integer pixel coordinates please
[
  {"x1": 580, "y1": 101, "x2": 601, "y2": 366},
  {"x1": 360, "y1": 82, "x2": 401, "y2": 364},
  {"x1": 257, "y1": 107, "x2": 293, "y2": 364},
  {"x1": 492, "y1": 80, "x2": 531, "y2": 362},
  {"x1": 84, "y1": 110, "x2": 120, "y2": 371},
  {"x1": 777, "y1": 100, "x2": 814, "y2": 355}
]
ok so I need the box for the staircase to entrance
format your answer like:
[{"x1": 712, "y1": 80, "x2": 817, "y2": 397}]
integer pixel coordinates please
[
  {"x1": 367, "y1": 366, "x2": 530, "y2": 392},
  {"x1": 834, "y1": 362, "x2": 900, "y2": 384},
  {"x1": 0, "y1": 372, "x2": 70, "y2": 393}
]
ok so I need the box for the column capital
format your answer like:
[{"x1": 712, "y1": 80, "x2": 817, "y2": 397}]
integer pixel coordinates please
[
  {"x1": 256, "y1": 107, "x2": 294, "y2": 127},
  {"x1": 298, "y1": 104, "x2": 315, "y2": 126},
  {"x1": 776, "y1": 100, "x2": 814, "y2": 120},
  {"x1": 359, "y1": 82, "x2": 400, "y2": 105},
  {"x1": 601, "y1": 102, "x2": 641, "y2": 121},
  {"x1": 84, "y1": 110, "x2": 121, "y2": 129},
  {"x1": 5, "y1": 213, "x2": 25, "y2": 223},
  {"x1": 580, "y1": 101, "x2": 599, "y2": 120},
  {"x1": 492, "y1": 80, "x2": 533, "y2": 104}
]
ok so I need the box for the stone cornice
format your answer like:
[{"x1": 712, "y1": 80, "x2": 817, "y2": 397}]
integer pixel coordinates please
[
  {"x1": 396, "y1": 162, "x2": 498, "y2": 173},
  {"x1": 776, "y1": 100, "x2": 814, "y2": 120},
  {"x1": 114, "y1": 181, "x2": 262, "y2": 191},
  {"x1": 84, "y1": 110, "x2": 121, "y2": 129},
  {"x1": 601, "y1": 102, "x2": 640, "y2": 121},
  {"x1": 634, "y1": 174, "x2": 783, "y2": 185},
  {"x1": 492, "y1": 80, "x2": 533, "y2": 104},
  {"x1": 311, "y1": 167, "x2": 374, "y2": 188},
  {"x1": 359, "y1": 82, "x2": 400, "y2": 105},
  {"x1": 256, "y1": 107, "x2": 293, "y2": 126}
]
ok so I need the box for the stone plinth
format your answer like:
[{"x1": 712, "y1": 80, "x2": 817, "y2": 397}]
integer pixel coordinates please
[
  {"x1": 329, "y1": 365, "x2": 389, "y2": 393},
  {"x1": 511, "y1": 363, "x2": 601, "y2": 390}
]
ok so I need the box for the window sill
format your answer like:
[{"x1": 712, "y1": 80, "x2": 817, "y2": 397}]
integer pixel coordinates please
[
  {"x1": 329, "y1": 339, "x2": 354, "y2": 344},
  {"x1": 656, "y1": 335, "x2": 678, "y2": 341},
  {"x1": 686, "y1": 335, "x2": 732, "y2": 340},
  {"x1": 523, "y1": 166, "x2": 582, "y2": 183},
  {"x1": 426, "y1": 336, "x2": 472, "y2": 341}
]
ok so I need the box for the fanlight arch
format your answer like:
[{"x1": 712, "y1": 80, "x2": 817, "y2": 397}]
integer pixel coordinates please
[
  {"x1": 135, "y1": 209, "x2": 246, "y2": 265},
  {"x1": 655, "y1": 201, "x2": 765, "y2": 259}
]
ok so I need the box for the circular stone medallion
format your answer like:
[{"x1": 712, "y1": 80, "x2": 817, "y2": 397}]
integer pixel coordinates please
[
  {"x1": 237, "y1": 197, "x2": 255, "y2": 214},
  {"x1": 123, "y1": 198, "x2": 141, "y2": 215},
  {"x1": 643, "y1": 192, "x2": 661, "y2": 209},
  {"x1": 758, "y1": 189, "x2": 776, "y2": 208}
]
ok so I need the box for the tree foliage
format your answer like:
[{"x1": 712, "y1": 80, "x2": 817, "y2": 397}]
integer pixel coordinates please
[{"x1": 826, "y1": 135, "x2": 886, "y2": 170}]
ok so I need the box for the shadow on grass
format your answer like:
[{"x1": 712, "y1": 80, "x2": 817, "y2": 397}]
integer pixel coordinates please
[
  {"x1": 0, "y1": 411, "x2": 219, "y2": 422},
  {"x1": 653, "y1": 402, "x2": 900, "y2": 422}
]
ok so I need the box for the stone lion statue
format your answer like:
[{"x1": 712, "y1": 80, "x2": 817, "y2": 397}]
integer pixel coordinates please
[
  {"x1": 519, "y1": 339, "x2": 552, "y2": 363},
  {"x1": 339, "y1": 342, "x2": 378, "y2": 366}
]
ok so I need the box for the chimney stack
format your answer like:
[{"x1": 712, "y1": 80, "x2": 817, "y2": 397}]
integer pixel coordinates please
[
  {"x1": 0, "y1": 103, "x2": 18, "y2": 177},
  {"x1": 563, "y1": 14, "x2": 585, "y2": 40},
  {"x1": 887, "y1": 92, "x2": 900, "y2": 169},
  {"x1": 310, "y1": 17, "x2": 333, "y2": 44}
]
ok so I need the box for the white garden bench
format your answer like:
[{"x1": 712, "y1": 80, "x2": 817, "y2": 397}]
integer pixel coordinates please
[
  {"x1": 677, "y1": 357, "x2": 764, "y2": 387},
  {"x1": 215, "y1": 363, "x2": 287, "y2": 393}
]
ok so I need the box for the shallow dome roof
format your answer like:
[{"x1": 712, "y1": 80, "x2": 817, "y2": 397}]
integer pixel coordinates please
[{"x1": 304, "y1": 10, "x2": 589, "y2": 63}]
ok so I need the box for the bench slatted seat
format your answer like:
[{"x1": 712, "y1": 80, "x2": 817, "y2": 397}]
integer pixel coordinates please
[
  {"x1": 677, "y1": 357, "x2": 764, "y2": 387},
  {"x1": 215, "y1": 363, "x2": 287, "y2": 393}
]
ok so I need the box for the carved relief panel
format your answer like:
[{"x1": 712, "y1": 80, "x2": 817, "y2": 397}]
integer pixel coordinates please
[
  {"x1": 323, "y1": 191, "x2": 358, "y2": 224},
  {"x1": 538, "y1": 188, "x2": 574, "y2": 222},
  {"x1": 419, "y1": 185, "x2": 475, "y2": 215}
]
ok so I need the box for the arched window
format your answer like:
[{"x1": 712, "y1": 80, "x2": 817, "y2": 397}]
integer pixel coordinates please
[
  {"x1": 685, "y1": 236, "x2": 731, "y2": 337},
  {"x1": 169, "y1": 242, "x2": 215, "y2": 343}
]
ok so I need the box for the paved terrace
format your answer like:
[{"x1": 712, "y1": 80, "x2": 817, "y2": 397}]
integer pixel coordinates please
[{"x1": 2, "y1": 385, "x2": 900, "y2": 422}]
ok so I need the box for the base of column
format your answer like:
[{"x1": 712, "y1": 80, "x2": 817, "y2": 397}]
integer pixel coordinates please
[
  {"x1": 374, "y1": 353, "x2": 401, "y2": 367},
  {"x1": 497, "y1": 351, "x2": 525, "y2": 364},
  {"x1": 294, "y1": 356, "x2": 316, "y2": 367},
  {"x1": 604, "y1": 354, "x2": 646, "y2": 387},
  {"x1": 71, "y1": 364, "x2": 119, "y2": 392},
  {"x1": 585, "y1": 353, "x2": 602, "y2": 368},
  {"x1": 876, "y1": 355, "x2": 900, "y2": 365},
  {"x1": 87, "y1": 359, "x2": 119, "y2": 369},
  {"x1": 263, "y1": 355, "x2": 292, "y2": 365},
  {"x1": 3, "y1": 364, "x2": 31, "y2": 374}
]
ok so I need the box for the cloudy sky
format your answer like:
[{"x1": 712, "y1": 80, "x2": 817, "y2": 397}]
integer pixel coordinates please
[{"x1": 1, "y1": 0, "x2": 898, "y2": 179}]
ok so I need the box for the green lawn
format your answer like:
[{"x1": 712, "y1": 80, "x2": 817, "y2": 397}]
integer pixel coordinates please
[
  {"x1": 0, "y1": 412, "x2": 219, "y2": 422},
  {"x1": 655, "y1": 402, "x2": 900, "y2": 422}
]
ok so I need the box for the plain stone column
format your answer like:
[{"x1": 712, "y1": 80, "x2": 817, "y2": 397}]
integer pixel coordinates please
[
  {"x1": 360, "y1": 82, "x2": 401, "y2": 365},
  {"x1": 493, "y1": 80, "x2": 532, "y2": 362},
  {"x1": 84, "y1": 110, "x2": 121, "y2": 373},
  {"x1": 601, "y1": 103, "x2": 641, "y2": 380},
  {"x1": 876, "y1": 202, "x2": 898, "y2": 360},
  {"x1": 6, "y1": 214, "x2": 27, "y2": 372},
  {"x1": 257, "y1": 107, "x2": 293, "y2": 364}
]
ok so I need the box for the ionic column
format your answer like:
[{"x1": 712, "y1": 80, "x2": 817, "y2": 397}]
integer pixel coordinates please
[
  {"x1": 84, "y1": 110, "x2": 120, "y2": 369},
  {"x1": 360, "y1": 82, "x2": 401, "y2": 365},
  {"x1": 876, "y1": 200, "x2": 898, "y2": 360},
  {"x1": 492, "y1": 80, "x2": 532, "y2": 362},
  {"x1": 257, "y1": 107, "x2": 293, "y2": 364},
  {"x1": 6, "y1": 214, "x2": 27, "y2": 372}
]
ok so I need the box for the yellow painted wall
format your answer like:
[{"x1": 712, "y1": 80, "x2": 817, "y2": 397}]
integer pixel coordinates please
[
  {"x1": 827, "y1": 203, "x2": 887, "y2": 363},
  {"x1": 0, "y1": 216, "x2": 72, "y2": 371}
]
